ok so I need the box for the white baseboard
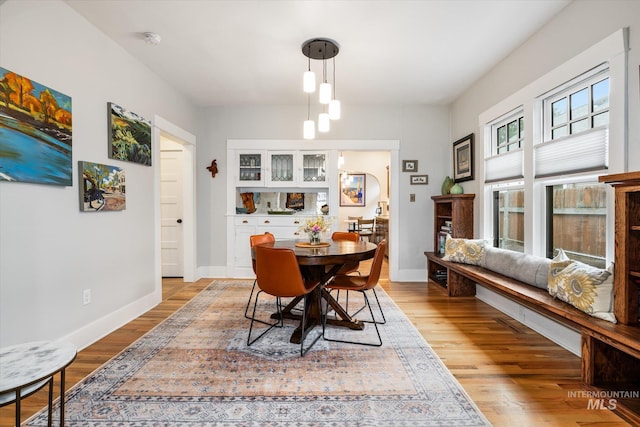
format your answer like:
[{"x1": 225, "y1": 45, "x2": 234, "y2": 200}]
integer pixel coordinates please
[
  {"x1": 61, "y1": 290, "x2": 162, "y2": 351},
  {"x1": 475, "y1": 284, "x2": 581, "y2": 356}
]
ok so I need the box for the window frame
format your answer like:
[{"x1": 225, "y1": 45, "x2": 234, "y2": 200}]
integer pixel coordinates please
[{"x1": 542, "y1": 65, "x2": 610, "y2": 143}]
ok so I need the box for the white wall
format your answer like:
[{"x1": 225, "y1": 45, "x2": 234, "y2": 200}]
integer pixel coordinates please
[
  {"x1": 0, "y1": 0, "x2": 197, "y2": 348},
  {"x1": 196, "y1": 105, "x2": 450, "y2": 280}
]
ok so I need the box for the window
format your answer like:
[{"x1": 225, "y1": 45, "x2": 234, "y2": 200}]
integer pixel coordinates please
[
  {"x1": 495, "y1": 115, "x2": 524, "y2": 154},
  {"x1": 545, "y1": 71, "x2": 609, "y2": 142},
  {"x1": 493, "y1": 187, "x2": 525, "y2": 252},
  {"x1": 545, "y1": 182, "x2": 607, "y2": 268}
]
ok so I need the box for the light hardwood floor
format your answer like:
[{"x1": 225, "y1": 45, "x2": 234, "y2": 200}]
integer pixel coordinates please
[{"x1": 1, "y1": 264, "x2": 631, "y2": 426}]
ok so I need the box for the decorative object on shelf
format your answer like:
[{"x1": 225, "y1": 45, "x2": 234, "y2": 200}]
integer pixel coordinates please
[
  {"x1": 0, "y1": 66, "x2": 73, "y2": 186},
  {"x1": 441, "y1": 176, "x2": 454, "y2": 195},
  {"x1": 301, "y1": 38, "x2": 340, "y2": 139},
  {"x1": 108, "y1": 102, "x2": 152, "y2": 166},
  {"x1": 286, "y1": 192, "x2": 304, "y2": 210},
  {"x1": 402, "y1": 160, "x2": 418, "y2": 172},
  {"x1": 299, "y1": 215, "x2": 333, "y2": 245},
  {"x1": 321, "y1": 204, "x2": 329, "y2": 215},
  {"x1": 340, "y1": 173, "x2": 366, "y2": 207},
  {"x1": 450, "y1": 183, "x2": 464, "y2": 194},
  {"x1": 79, "y1": 161, "x2": 126, "y2": 212},
  {"x1": 410, "y1": 175, "x2": 428, "y2": 185},
  {"x1": 240, "y1": 192, "x2": 256, "y2": 213},
  {"x1": 206, "y1": 159, "x2": 218, "y2": 177},
  {"x1": 453, "y1": 133, "x2": 474, "y2": 182}
]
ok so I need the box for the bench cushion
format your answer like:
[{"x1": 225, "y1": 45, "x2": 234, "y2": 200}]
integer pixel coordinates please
[{"x1": 481, "y1": 246, "x2": 550, "y2": 290}]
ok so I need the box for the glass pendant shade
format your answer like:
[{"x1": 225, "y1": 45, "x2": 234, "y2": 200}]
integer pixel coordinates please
[
  {"x1": 303, "y1": 71, "x2": 316, "y2": 93},
  {"x1": 318, "y1": 113, "x2": 330, "y2": 132},
  {"x1": 328, "y1": 99, "x2": 341, "y2": 120},
  {"x1": 319, "y1": 83, "x2": 331, "y2": 104},
  {"x1": 303, "y1": 120, "x2": 315, "y2": 139}
]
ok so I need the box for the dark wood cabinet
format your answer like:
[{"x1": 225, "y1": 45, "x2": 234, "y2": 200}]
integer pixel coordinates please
[
  {"x1": 428, "y1": 194, "x2": 475, "y2": 294},
  {"x1": 431, "y1": 194, "x2": 475, "y2": 251},
  {"x1": 599, "y1": 171, "x2": 640, "y2": 326}
]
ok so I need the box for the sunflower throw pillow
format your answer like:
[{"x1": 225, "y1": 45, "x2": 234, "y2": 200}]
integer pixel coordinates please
[
  {"x1": 548, "y1": 249, "x2": 616, "y2": 323},
  {"x1": 442, "y1": 236, "x2": 486, "y2": 265}
]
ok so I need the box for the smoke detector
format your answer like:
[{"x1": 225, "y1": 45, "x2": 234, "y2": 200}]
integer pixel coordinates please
[{"x1": 143, "y1": 32, "x2": 162, "y2": 46}]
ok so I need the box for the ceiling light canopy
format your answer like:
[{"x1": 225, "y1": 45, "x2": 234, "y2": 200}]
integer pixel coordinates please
[{"x1": 301, "y1": 38, "x2": 341, "y2": 139}]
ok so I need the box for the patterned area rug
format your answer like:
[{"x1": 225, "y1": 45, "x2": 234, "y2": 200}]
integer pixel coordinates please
[{"x1": 26, "y1": 280, "x2": 491, "y2": 426}]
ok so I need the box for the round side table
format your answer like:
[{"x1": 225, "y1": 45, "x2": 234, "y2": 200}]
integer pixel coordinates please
[{"x1": 1, "y1": 341, "x2": 77, "y2": 427}]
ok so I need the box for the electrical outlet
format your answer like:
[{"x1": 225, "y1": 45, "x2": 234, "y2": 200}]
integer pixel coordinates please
[
  {"x1": 83, "y1": 289, "x2": 91, "y2": 305},
  {"x1": 410, "y1": 194, "x2": 415, "y2": 202}
]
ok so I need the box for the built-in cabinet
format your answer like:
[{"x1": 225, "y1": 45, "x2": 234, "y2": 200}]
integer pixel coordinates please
[
  {"x1": 428, "y1": 194, "x2": 475, "y2": 295},
  {"x1": 232, "y1": 215, "x2": 310, "y2": 277},
  {"x1": 599, "y1": 171, "x2": 640, "y2": 326},
  {"x1": 235, "y1": 150, "x2": 327, "y2": 188}
]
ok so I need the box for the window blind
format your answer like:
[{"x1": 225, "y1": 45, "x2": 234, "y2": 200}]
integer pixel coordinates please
[
  {"x1": 485, "y1": 149, "x2": 523, "y2": 183},
  {"x1": 534, "y1": 128, "x2": 608, "y2": 178}
]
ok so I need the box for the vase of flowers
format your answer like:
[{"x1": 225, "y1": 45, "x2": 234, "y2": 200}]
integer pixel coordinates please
[{"x1": 300, "y1": 215, "x2": 332, "y2": 245}]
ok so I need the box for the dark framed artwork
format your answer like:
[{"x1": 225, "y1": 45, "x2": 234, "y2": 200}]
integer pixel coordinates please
[
  {"x1": 108, "y1": 102, "x2": 152, "y2": 166},
  {"x1": 286, "y1": 192, "x2": 304, "y2": 210},
  {"x1": 453, "y1": 133, "x2": 474, "y2": 182},
  {"x1": 402, "y1": 160, "x2": 418, "y2": 172},
  {"x1": 340, "y1": 173, "x2": 366, "y2": 207},
  {"x1": 410, "y1": 174, "x2": 428, "y2": 185},
  {"x1": 0, "y1": 66, "x2": 73, "y2": 186},
  {"x1": 79, "y1": 161, "x2": 126, "y2": 212}
]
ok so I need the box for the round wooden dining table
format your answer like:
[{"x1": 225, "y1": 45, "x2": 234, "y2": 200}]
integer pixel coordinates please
[{"x1": 252, "y1": 239, "x2": 377, "y2": 344}]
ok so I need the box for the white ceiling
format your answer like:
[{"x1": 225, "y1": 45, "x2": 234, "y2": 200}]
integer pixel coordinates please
[{"x1": 65, "y1": 0, "x2": 570, "y2": 108}]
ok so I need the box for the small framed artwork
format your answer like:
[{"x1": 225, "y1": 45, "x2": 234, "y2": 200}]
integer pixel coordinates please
[
  {"x1": 79, "y1": 161, "x2": 126, "y2": 212},
  {"x1": 410, "y1": 174, "x2": 428, "y2": 185},
  {"x1": 286, "y1": 192, "x2": 304, "y2": 210},
  {"x1": 453, "y1": 133, "x2": 474, "y2": 182},
  {"x1": 402, "y1": 160, "x2": 418, "y2": 172},
  {"x1": 340, "y1": 173, "x2": 366, "y2": 207},
  {"x1": 108, "y1": 102, "x2": 152, "y2": 166}
]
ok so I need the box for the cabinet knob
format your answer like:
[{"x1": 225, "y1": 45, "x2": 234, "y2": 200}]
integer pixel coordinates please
[
  {"x1": 177, "y1": 219, "x2": 183, "y2": 224},
  {"x1": 242, "y1": 220, "x2": 248, "y2": 224},
  {"x1": 294, "y1": 220, "x2": 300, "y2": 224},
  {"x1": 264, "y1": 220, "x2": 270, "y2": 224}
]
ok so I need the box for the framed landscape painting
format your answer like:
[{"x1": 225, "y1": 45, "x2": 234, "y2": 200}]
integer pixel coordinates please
[
  {"x1": 79, "y1": 161, "x2": 126, "y2": 212},
  {"x1": 453, "y1": 133, "x2": 474, "y2": 182},
  {"x1": 0, "y1": 67, "x2": 73, "y2": 185},
  {"x1": 340, "y1": 173, "x2": 366, "y2": 207},
  {"x1": 108, "y1": 102, "x2": 151, "y2": 166}
]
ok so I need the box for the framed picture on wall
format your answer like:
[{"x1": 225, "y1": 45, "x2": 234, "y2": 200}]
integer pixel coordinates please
[
  {"x1": 402, "y1": 160, "x2": 418, "y2": 172},
  {"x1": 340, "y1": 173, "x2": 366, "y2": 207},
  {"x1": 453, "y1": 133, "x2": 474, "y2": 182},
  {"x1": 410, "y1": 174, "x2": 428, "y2": 185}
]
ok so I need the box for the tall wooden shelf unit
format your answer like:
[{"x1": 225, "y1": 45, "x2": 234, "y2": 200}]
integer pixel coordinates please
[
  {"x1": 428, "y1": 194, "x2": 475, "y2": 295},
  {"x1": 599, "y1": 171, "x2": 640, "y2": 326}
]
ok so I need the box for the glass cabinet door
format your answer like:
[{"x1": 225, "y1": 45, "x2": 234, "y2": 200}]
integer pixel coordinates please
[
  {"x1": 301, "y1": 152, "x2": 327, "y2": 186},
  {"x1": 268, "y1": 152, "x2": 295, "y2": 187},
  {"x1": 237, "y1": 152, "x2": 264, "y2": 186}
]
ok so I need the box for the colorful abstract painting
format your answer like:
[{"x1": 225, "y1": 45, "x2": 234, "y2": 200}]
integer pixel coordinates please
[
  {"x1": 108, "y1": 102, "x2": 151, "y2": 166},
  {"x1": 79, "y1": 161, "x2": 126, "y2": 212},
  {"x1": 0, "y1": 67, "x2": 73, "y2": 185}
]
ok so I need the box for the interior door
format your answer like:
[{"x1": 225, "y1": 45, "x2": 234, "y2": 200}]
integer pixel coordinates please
[{"x1": 160, "y1": 145, "x2": 184, "y2": 277}]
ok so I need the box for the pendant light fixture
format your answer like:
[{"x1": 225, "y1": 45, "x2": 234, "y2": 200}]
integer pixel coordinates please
[
  {"x1": 303, "y1": 93, "x2": 315, "y2": 139},
  {"x1": 301, "y1": 37, "x2": 340, "y2": 139}
]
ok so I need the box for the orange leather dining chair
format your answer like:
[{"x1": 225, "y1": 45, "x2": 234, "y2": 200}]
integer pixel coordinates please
[
  {"x1": 248, "y1": 245, "x2": 322, "y2": 356},
  {"x1": 244, "y1": 232, "x2": 275, "y2": 321},
  {"x1": 330, "y1": 231, "x2": 361, "y2": 276},
  {"x1": 323, "y1": 239, "x2": 387, "y2": 347}
]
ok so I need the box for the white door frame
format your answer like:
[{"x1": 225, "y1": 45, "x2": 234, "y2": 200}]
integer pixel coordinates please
[{"x1": 154, "y1": 116, "x2": 197, "y2": 286}]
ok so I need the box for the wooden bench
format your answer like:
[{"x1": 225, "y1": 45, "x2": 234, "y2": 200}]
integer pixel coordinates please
[{"x1": 425, "y1": 251, "x2": 640, "y2": 424}]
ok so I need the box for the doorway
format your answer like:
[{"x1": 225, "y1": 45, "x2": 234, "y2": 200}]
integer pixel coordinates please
[{"x1": 154, "y1": 115, "x2": 197, "y2": 286}]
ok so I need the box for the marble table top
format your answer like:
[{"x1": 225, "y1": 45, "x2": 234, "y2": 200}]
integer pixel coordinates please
[{"x1": 0, "y1": 341, "x2": 77, "y2": 394}]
